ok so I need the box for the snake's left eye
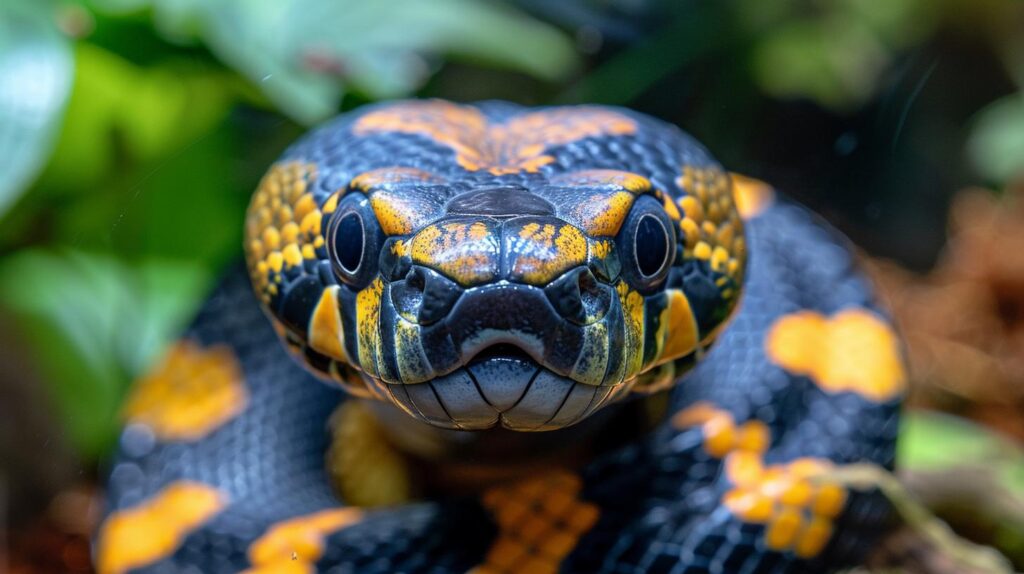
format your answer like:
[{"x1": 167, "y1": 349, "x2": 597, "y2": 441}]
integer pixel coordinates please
[
  {"x1": 328, "y1": 195, "x2": 384, "y2": 288},
  {"x1": 618, "y1": 195, "x2": 675, "y2": 289}
]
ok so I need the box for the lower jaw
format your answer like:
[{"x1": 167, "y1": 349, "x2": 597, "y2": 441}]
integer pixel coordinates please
[{"x1": 368, "y1": 356, "x2": 630, "y2": 432}]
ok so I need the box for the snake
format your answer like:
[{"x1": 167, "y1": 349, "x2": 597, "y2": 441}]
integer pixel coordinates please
[{"x1": 95, "y1": 100, "x2": 905, "y2": 574}]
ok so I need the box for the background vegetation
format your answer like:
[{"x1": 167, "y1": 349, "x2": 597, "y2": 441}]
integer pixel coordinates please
[{"x1": 1, "y1": 0, "x2": 1023, "y2": 571}]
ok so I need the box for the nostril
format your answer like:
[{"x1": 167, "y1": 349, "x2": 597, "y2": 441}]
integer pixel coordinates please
[
  {"x1": 406, "y1": 267, "x2": 425, "y2": 292},
  {"x1": 416, "y1": 267, "x2": 462, "y2": 326},
  {"x1": 577, "y1": 270, "x2": 610, "y2": 324},
  {"x1": 391, "y1": 267, "x2": 462, "y2": 326},
  {"x1": 391, "y1": 268, "x2": 425, "y2": 323},
  {"x1": 545, "y1": 268, "x2": 609, "y2": 325}
]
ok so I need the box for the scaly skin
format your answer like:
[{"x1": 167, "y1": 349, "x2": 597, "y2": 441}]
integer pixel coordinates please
[{"x1": 97, "y1": 101, "x2": 903, "y2": 574}]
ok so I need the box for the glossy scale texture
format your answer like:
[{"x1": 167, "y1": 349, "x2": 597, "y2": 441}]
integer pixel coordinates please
[{"x1": 98, "y1": 101, "x2": 902, "y2": 574}]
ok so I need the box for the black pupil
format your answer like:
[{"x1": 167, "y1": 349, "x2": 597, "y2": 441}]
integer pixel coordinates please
[
  {"x1": 636, "y1": 214, "x2": 669, "y2": 277},
  {"x1": 335, "y1": 212, "x2": 364, "y2": 274}
]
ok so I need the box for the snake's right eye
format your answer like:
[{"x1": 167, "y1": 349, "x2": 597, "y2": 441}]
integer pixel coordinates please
[
  {"x1": 334, "y1": 212, "x2": 364, "y2": 274},
  {"x1": 328, "y1": 196, "x2": 383, "y2": 288},
  {"x1": 617, "y1": 195, "x2": 676, "y2": 291}
]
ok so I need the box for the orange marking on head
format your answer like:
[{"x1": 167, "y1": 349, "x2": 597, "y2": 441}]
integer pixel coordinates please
[
  {"x1": 550, "y1": 169, "x2": 651, "y2": 193},
  {"x1": 355, "y1": 278, "x2": 385, "y2": 377},
  {"x1": 245, "y1": 162, "x2": 323, "y2": 304},
  {"x1": 354, "y1": 101, "x2": 637, "y2": 174},
  {"x1": 615, "y1": 281, "x2": 646, "y2": 381},
  {"x1": 122, "y1": 341, "x2": 248, "y2": 441},
  {"x1": 765, "y1": 309, "x2": 906, "y2": 401},
  {"x1": 730, "y1": 173, "x2": 776, "y2": 219},
  {"x1": 507, "y1": 222, "x2": 587, "y2": 285},
  {"x1": 369, "y1": 191, "x2": 425, "y2": 235},
  {"x1": 651, "y1": 289, "x2": 699, "y2": 368},
  {"x1": 675, "y1": 165, "x2": 746, "y2": 288},
  {"x1": 242, "y1": 508, "x2": 363, "y2": 574},
  {"x1": 308, "y1": 286, "x2": 348, "y2": 362},
  {"x1": 566, "y1": 190, "x2": 635, "y2": 237},
  {"x1": 410, "y1": 220, "x2": 500, "y2": 286},
  {"x1": 590, "y1": 238, "x2": 613, "y2": 260},
  {"x1": 350, "y1": 166, "x2": 441, "y2": 190},
  {"x1": 95, "y1": 482, "x2": 227, "y2": 574}
]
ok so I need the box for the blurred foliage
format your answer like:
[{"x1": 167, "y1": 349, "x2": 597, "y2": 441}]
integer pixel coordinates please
[
  {"x1": 0, "y1": 252, "x2": 208, "y2": 457},
  {"x1": 0, "y1": 1, "x2": 73, "y2": 216},
  {"x1": 898, "y1": 410, "x2": 1024, "y2": 569},
  {"x1": 88, "y1": 0, "x2": 576, "y2": 125}
]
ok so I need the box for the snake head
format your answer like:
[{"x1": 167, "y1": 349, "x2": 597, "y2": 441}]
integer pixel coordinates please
[{"x1": 244, "y1": 102, "x2": 746, "y2": 431}]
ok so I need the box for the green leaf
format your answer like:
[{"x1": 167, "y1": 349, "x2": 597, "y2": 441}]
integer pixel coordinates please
[
  {"x1": 35, "y1": 42, "x2": 237, "y2": 193},
  {"x1": 0, "y1": 0, "x2": 74, "y2": 216},
  {"x1": 899, "y1": 409, "x2": 1024, "y2": 496},
  {"x1": 968, "y1": 92, "x2": 1024, "y2": 185},
  {"x1": 91, "y1": 0, "x2": 577, "y2": 125},
  {"x1": 0, "y1": 250, "x2": 211, "y2": 459}
]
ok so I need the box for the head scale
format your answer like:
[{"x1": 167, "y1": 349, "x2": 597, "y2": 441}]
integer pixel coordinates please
[{"x1": 244, "y1": 100, "x2": 746, "y2": 431}]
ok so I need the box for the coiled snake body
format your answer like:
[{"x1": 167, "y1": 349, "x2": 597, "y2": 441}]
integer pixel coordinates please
[{"x1": 97, "y1": 101, "x2": 903, "y2": 573}]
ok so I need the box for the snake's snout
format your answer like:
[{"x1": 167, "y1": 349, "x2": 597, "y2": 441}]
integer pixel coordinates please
[
  {"x1": 381, "y1": 269, "x2": 624, "y2": 431},
  {"x1": 446, "y1": 282, "x2": 582, "y2": 376}
]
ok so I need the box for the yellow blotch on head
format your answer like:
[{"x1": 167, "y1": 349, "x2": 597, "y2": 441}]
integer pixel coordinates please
[
  {"x1": 410, "y1": 220, "x2": 500, "y2": 286},
  {"x1": 242, "y1": 507, "x2": 364, "y2": 574},
  {"x1": 350, "y1": 166, "x2": 441, "y2": 190},
  {"x1": 352, "y1": 167, "x2": 446, "y2": 236},
  {"x1": 471, "y1": 471, "x2": 599, "y2": 574},
  {"x1": 675, "y1": 165, "x2": 746, "y2": 287},
  {"x1": 589, "y1": 238, "x2": 613, "y2": 260},
  {"x1": 615, "y1": 281, "x2": 646, "y2": 383},
  {"x1": 509, "y1": 223, "x2": 587, "y2": 285},
  {"x1": 121, "y1": 341, "x2": 248, "y2": 441},
  {"x1": 650, "y1": 289, "x2": 699, "y2": 369},
  {"x1": 730, "y1": 173, "x2": 776, "y2": 220},
  {"x1": 550, "y1": 169, "x2": 652, "y2": 194},
  {"x1": 245, "y1": 162, "x2": 323, "y2": 304},
  {"x1": 96, "y1": 482, "x2": 227, "y2": 574},
  {"x1": 369, "y1": 191, "x2": 421, "y2": 236},
  {"x1": 567, "y1": 191, "x2": 635, "y2": 237},
  {"x1": 765, "y1": 309, "x2": 907, "y2": 402},
  {"x1": 308, "y1": 286, "x2": 348, "y2": 363},
  {"x1": 355, "y1": 278, "x2": 385, "y2": 378}
]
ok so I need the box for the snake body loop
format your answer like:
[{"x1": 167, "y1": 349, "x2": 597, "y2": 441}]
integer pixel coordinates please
[{"x1": 98, "y1": 100, "x2": 903, "y2": 574}]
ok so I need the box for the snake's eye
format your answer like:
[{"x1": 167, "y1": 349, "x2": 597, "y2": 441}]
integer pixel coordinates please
[
  {"x1": 328, "y1": 195, "x2": 384, "y2": 288},
  {"x1": 618, "y1": 195, "x2": 675, "y2": 289}
]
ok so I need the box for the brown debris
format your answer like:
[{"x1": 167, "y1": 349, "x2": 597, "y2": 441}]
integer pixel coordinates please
[{"x1": 866, "y1": 180, "x2": 1024, "y2": 441}]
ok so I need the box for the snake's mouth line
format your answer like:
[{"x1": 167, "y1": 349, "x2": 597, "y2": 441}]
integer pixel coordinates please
[
  {"x1": 466, "y1": 343, "x2": 536, "y2": 367},
  {"x1": 362, "y1": 341, "x2": 631, "y2": 432}
]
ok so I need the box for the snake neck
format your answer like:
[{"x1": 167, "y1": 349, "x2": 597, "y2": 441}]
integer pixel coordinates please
[{"x1": 326, "y1": 393, "x2": 670, "y2": 507}]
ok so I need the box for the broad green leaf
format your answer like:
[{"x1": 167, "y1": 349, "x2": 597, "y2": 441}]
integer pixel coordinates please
[
  {"x1": 899, "y1": 409, "x2": 1024, "y2": 496},
  {"x1": 751, "y1": 20, "x2": 887, "y2": 110},
  {"x1": 0, "y1": 0, "x2": 73, "y2": 216},
  {"x1": 968, "y1": 93, "x2": 1024, "y2": 185},
  {"x1": 91, "y1": 0, "x2": 577, "y2": 125},
  {"x1": 36, "y1": 42, "x2": 236, "y2": 193},
  {"x1": 0, "y1": 250, "x2": 211, "y2": 458}
]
